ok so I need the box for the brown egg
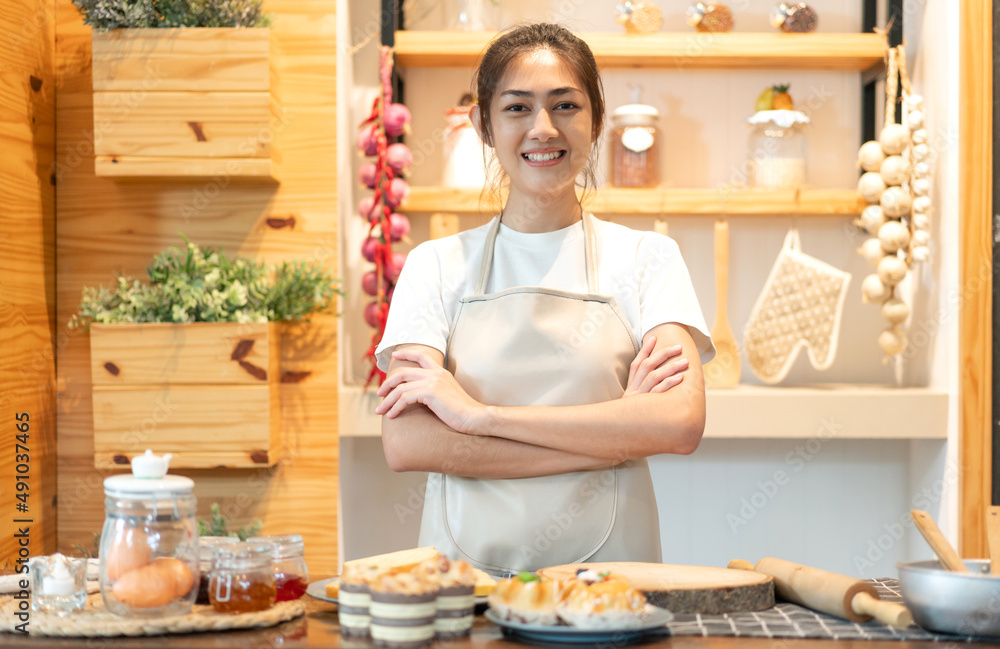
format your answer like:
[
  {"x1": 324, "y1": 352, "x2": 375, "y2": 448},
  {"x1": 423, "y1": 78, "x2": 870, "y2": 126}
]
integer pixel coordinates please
[
  {"x1": 106, "y1": 526, "x2": 151, "y2": 581},
  {"x1": 111, "y1": 562, "x2": 177, "y2": 608},
  {"x1": 153, "y1": 557, "x2": 195, "y2": 597}
]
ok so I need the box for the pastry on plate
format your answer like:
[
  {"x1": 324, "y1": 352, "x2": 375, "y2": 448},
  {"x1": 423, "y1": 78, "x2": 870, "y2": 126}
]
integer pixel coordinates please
[
  {"x1": 556, "y1": 569, "x2": 656, "y2": 629},
  {"x1": 487, "y1": 572, "x2": 563, "y2": 626},
  {"x1": 473, "y1": 568, "x2": 496, "y2": 597}
]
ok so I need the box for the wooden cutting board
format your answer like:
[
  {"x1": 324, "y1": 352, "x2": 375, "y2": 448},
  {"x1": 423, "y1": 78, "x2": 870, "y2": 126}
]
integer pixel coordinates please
[{"x1": 538, "y1": 562, "x2": 774, "y2": 614}]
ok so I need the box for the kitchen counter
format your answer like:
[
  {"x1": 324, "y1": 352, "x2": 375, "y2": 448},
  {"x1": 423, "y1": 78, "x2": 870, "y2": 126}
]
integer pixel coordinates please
[{"x1": 2, "y1": 598, "x2": 994, "y2": 648}]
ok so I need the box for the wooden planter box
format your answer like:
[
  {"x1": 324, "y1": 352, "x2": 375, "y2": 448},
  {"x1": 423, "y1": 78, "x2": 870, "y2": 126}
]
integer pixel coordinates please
[
  {"x1": 89, "y1": 322, "x2": 281, "y2": 469},
  {"x1": 91, "y1": 28, "x2": 276, "y2": 179}
]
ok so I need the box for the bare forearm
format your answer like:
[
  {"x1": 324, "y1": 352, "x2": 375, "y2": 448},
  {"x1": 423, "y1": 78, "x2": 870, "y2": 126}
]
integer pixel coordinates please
[
  {"x1": 478, "y1": 384, "x2": 705, "y2": 460},
  {"x1": 382, "y1": 404, "x2": 616, "y2": 478}
]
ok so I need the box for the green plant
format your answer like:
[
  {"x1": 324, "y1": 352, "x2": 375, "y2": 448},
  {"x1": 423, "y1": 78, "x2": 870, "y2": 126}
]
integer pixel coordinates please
[
  {"x1": 69, "y1": 236, "x2": 342, "y2": 331},
  {"x1": 197, "y1": 503, "x2": 263, "y2": 540},
  {"x1": 72, "y1": 0, "x2": 271, "y2": 30},
  {"x1": 72, "y1": 531, "x2": 103, "y2": 559}
]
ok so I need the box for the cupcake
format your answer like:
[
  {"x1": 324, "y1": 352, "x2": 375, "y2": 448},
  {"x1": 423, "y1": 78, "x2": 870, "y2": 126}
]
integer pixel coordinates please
[
  {"x1": 556, "y1": 569, "x2": 655, "y2": 629},
  {"x1": 433, "y1": 557, "x2": 477, "y2": 638},
  {"x1": 339, "y1": 563, "x2": 377, "y2": 638},
  {"x1": 487, "y1": 572, "x2": 563, "y2": 626},
  {"x1": 369, "y1": 570, "x2": 440, "y2": 648}
]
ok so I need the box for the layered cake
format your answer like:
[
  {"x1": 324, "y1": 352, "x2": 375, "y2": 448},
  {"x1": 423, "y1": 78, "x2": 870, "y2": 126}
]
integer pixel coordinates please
[
  {"x1": 338, "y1": 563, "x2": 378, "y2": 638},
  {"x1": 335, "y1": 546, "x2": 438, "y2": 638},
  {"x1": 556, "y1": 569, "x2": 656, "y2": 629},
  {"x1": 432, "y1": 557, "x2": 477, "y2": 638},
  {"x1": 369, "y1": 570, "x2": 440, "y2": 648},
  {"x1": 487, "y1": 572, "x2": 563, "y2": 626}
]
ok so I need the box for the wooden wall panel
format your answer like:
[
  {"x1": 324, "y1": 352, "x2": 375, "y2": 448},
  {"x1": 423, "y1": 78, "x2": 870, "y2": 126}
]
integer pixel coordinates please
[
  {"x1": 0, "y1": 0, "x2": 58, "y2": 568},
  {"x1": 54, "y1": 1, "x2": 340, "y2": 575},
  {"x1": 960, "y1": 0, "x2": 993, "y2": 558}
]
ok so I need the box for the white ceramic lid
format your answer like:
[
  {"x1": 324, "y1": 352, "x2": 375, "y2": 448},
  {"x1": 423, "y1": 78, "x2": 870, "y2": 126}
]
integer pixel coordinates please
[
  {"x1": 747, "y1": 109, "x2": 810, "y2": 127},
  {"x1": 104, "y1": 449, "x2": 194, "y2": 497}
]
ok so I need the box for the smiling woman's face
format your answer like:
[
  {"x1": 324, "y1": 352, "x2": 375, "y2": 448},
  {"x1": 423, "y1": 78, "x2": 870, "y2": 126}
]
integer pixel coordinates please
[{"x1": 486, "y1": 48, "x2": 595, "y2": 201}]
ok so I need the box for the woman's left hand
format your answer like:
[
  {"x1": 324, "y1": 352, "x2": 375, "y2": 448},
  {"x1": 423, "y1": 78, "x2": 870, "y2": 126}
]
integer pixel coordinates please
[
  {"x1": 375, "y1": 347, "x2": 486, "y2": 434},
  {"x1": 624, "y1": 336, "x2": 689, "y2": 397}
]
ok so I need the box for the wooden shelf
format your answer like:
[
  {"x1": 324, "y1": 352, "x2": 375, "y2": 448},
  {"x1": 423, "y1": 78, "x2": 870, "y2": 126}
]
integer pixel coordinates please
[
  {"x1": 95, "y1": 156, "x2": 275, "y2": 179},
  {"x1": 401, "y1": 186, "x2": 866, "y2": 217},
  {"x1": 339, "y1": 383, "x2": 948, "y2": 439},
  {"x1": 704, "y1": 384, "x2": 948, "y2": 439},
  {"x1": 394, "y1": 31, "x2": 886, "y2": 70}
]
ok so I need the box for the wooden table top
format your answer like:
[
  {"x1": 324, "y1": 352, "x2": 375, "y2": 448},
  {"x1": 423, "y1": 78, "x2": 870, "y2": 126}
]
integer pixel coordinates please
[{"x1": 1, "y1": 598, "x2": 993, "y2": 648}]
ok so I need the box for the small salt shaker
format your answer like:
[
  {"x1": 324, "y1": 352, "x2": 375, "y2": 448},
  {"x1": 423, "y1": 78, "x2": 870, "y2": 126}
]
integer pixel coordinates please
[
  {"x1": 770, "y1": 2, "x2": 818, "y2": 33},
  {"x1": 30, "y1": 554, "x2": 87, "y2": 616}
]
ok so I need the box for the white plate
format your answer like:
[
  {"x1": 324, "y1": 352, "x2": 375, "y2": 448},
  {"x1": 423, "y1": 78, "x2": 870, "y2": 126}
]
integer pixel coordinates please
[
  {"x1": 485, "y1": 607, "x2": 673, "y2": 644},
  {"x1": 306, "y1": 577, "x2": 341, "y2": 604},
  {"x1": 306, "y1": 577, "x2": 487, "y2": 606}
]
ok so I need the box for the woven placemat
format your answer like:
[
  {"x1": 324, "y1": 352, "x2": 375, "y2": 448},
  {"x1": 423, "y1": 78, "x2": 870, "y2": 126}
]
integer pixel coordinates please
[
  {"x1": 0, "y1": 592, "x2": 305, "y2": 637},
  {"x1": 662, "y1": 578, "x2": 998, "y2": 643}
]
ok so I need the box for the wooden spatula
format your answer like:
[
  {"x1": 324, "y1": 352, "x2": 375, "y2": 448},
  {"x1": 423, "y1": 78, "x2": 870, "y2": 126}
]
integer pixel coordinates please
[
  {"x1": 988, "y1": 506, "x2": 1000, "y2": 574},
  {"x1": 911, "y1": 509, "x2": 969, "y2": 573},
  {"x1": 704, "y1": 219, "x2": 740, "y2": 388}
]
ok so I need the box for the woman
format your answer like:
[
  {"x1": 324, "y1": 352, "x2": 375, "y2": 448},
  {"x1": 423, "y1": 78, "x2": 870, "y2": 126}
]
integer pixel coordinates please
[{"x1": 374, "y1": 23, "x2": 715, "y2": 577}]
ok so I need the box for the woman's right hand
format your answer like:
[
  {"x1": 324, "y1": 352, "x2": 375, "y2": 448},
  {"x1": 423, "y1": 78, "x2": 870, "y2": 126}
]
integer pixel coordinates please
[{"x1": 624, "y1": 336, "x2": 689, "y2": 397}]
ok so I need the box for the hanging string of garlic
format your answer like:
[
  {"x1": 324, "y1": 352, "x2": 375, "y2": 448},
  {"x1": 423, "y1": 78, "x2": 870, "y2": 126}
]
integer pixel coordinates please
[
  {"x1": 900, "y1": 49, "x2": 931, "y2": 263},
  {"x1": 855, "y1": 44, "x2": 931, "y2": 358}
]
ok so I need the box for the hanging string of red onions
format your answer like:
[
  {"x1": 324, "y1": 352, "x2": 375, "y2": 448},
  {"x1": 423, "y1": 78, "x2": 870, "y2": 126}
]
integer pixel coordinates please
[{"x1": 358, "y1": 46, "x2": 412, "y2": 387}]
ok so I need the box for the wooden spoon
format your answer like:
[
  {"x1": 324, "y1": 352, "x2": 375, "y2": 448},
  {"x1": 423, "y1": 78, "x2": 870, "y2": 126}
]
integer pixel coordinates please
[
  {"x1": 987, "y1": 506, "x2": 1000, "y2": 574},
  {"x1": 910, "y1": 509, "x2": 969, "y2": 573},
  {"x1": 704, "y1": 219, "x2": 740, "y2": 388}
]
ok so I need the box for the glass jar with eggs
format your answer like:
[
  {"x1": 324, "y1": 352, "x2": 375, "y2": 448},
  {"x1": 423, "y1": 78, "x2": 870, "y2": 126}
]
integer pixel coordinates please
[
  {"x1": 747, "y1": 110, "x2": 809, "y2": 189},
  {"x1": 99, "y1": 450, "x2": 199, "y2": 617}
]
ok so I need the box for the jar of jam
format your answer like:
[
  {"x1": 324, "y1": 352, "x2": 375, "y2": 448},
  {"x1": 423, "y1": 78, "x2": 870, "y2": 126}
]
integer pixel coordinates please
[
  {"x1": 196, "y1": 537, "x2": 239, "y2": 605},
  {"x1": 209, "y1": 542, "x2": 276, "y2": 614},
  {"x1": 248, "y1": 534, "x2": 309, "y2": 601},
  {"x1": 610, "y1": 98, "x2": 659, "y2": 188}
]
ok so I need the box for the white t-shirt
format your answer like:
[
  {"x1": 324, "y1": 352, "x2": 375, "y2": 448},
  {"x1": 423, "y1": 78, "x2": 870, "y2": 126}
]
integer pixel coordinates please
[{"x1": 375, "y1": 215, "x2": 715, "y2": 371}]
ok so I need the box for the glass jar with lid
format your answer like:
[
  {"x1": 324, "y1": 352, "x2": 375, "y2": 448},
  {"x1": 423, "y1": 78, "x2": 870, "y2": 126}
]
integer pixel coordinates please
[
  {"x1": 209, "y1": 542, "x2": 277, "y2": 614},
  {"x1": 99, "y1": 449, "x2": 199, "y2": 617},
  {"x1": 248, "y1": 534, "x2": 309, "y2": 601},
  {"x1": 747, "y1": 110, "x2": 809, "y2": 189},
  {"x1": 196, "y1": 537, "x2": 240, "y2": 605},
  {"x1": 610, "y1": 95, "x2": 660, "y2": 188}
]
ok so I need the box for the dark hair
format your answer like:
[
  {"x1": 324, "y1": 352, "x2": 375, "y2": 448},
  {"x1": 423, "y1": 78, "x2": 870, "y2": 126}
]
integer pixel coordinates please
[{"x1": 472, "y1": 23, "x2": 605, "y2": 207}]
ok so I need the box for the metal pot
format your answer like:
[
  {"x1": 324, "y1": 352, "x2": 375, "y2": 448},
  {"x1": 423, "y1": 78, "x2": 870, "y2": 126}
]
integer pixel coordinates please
[{"x1": 897, "y1": 559, "x2": 1000, "y2": 637}]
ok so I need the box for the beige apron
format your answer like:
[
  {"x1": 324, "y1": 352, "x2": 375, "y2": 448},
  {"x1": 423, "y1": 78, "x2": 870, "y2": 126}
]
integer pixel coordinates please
[{"x1": 417, "y1": 213, "x2": 662, "y2": 576}]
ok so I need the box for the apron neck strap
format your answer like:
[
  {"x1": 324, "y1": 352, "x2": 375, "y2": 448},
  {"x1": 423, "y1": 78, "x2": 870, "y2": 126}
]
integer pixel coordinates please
[{"x1": 474, "y1": 212, "x2": 599, "y2": 296}]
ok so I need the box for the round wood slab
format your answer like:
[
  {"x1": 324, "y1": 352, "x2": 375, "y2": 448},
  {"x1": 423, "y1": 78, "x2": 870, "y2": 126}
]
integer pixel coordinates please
[{"x1": 538, "y1": 562, "x2": 774, "y2": 615}]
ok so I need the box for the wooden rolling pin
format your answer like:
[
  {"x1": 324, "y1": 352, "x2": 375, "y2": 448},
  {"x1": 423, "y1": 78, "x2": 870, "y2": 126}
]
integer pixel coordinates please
[{"x1": 728, "y1": 558, "x2": 912, "y2": 628}]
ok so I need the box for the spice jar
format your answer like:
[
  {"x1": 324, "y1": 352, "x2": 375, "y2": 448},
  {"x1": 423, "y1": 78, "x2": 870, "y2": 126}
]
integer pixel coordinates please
[
  {"x1": 248, "y1": 534, "x2": 309, "y2": 602},
  {"x1": 747, "y1": 110, "x2": 809, "y2": 189},
  {"x1": 209, "y1": 542, "x2": 276, "y2": 614},
  {"x1": 196, "y1": 537, "x2": 240, "y2": 605},
  {"x1": 610, "y1": 95, "x2": 659, "y2": 188},
  {"x1": 99, "y1": 450, "x2": 199, "y2": 617}
]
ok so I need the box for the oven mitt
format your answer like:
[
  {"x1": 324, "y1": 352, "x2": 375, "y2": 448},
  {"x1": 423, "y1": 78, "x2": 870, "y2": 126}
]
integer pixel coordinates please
[{"x1": 743, "y1": 229, "x2": 851, "y2": 384}]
